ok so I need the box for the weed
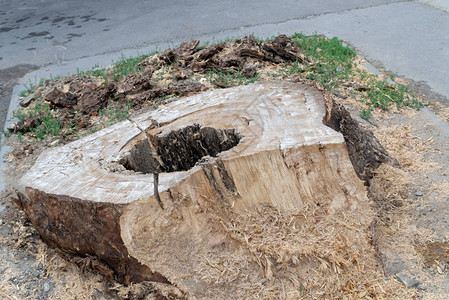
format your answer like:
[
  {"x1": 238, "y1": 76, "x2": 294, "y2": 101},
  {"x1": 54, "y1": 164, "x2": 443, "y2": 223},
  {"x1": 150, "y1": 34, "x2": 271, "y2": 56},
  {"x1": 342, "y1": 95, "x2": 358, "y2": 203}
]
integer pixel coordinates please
[
  {"x1": 199, "y1": 37, "x2": 239, "y2": 49},
  {"x1": 1, "y1": 129, "x2": 12, "y2": 138},
  {"x1": 12, "y1": 102, "x2": 60, "y2": 140},
  {"x1": 19, "y1": 89, "x2": 31, "y2": 98},
  {"x1": 87, "y1": 125, "x2": 101, "y2": 135},
  {"x1": 18, "y1": 77, "x2": 47, "y2": 98},
  {"x1": 13, "y1": 109, "x2": 27, "y2": 122},
  {"x1": 360, "y1": 108, "x2": 371, "y2": 120},
  {"x1": 362, "y1": 79, "x2": 422, "y2": 111},
  {"x1": 207, "y1": 68, "x2": 259, "y2": 88},
  {"x1": 290, "y1": 33, "x2": 421, "y2": 117},
  {"x1": 290, "y1": 34, "x2": 356, "y2": 91},
  {"x1": 49, "y1": 74, "x2": 61, "y2": 81},
  {"x1": 28, "y1": 102, "x2": 60, "y2": 139},
  {"x1": 77, "y1": 64, "x2": 108, "y2": 81},
  {"x1": 291, "y1": 34, "x2": 356, "y2": 64},
  {"x1": 98, "y1": 100, "x2": 131, "y2": 126},
  {"x1": 17, "y1": 131, "x2": 23, "y2": 143},
  {"x1": 110, "y1": 52, "x2": 157, "y2": 80},
  {"x1": 385, "y1": 70, "x2": 397, "y2": 81}
]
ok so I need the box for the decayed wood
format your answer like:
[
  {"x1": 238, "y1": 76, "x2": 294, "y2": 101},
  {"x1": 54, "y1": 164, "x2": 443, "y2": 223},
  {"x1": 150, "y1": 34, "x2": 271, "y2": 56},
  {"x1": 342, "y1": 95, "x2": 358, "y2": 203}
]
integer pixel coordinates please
[{"x1": 15, "y1": 81, "x2": 391, "y2": 298}]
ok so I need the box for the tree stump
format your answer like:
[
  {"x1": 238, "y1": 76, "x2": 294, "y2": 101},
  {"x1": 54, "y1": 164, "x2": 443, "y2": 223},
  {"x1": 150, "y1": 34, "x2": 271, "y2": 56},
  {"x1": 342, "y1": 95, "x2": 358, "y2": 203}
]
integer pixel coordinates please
[{"x1": 15, "y1": 81, "x2": 387, "y2": 298}]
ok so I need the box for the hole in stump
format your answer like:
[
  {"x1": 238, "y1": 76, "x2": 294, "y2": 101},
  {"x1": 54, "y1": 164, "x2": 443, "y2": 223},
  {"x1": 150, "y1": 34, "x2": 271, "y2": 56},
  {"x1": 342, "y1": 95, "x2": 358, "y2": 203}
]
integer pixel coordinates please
[{"x1": 121, "y1": 124, "x2": 241, "y2": 174}]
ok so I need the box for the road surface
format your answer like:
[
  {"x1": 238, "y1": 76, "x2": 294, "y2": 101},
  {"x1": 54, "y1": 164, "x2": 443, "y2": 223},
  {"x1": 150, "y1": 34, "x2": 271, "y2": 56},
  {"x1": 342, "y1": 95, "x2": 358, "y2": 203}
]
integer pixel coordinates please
[{"x1": 1, "y1": 0, "x2": 448, "y2": 132}]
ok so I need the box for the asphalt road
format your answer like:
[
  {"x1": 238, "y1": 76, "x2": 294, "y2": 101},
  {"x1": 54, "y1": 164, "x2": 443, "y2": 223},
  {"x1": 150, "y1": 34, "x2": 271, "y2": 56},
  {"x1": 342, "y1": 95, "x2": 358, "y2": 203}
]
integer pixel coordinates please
[{"x1": 1, "y1": 0, "x2": 448, "y2": 131}]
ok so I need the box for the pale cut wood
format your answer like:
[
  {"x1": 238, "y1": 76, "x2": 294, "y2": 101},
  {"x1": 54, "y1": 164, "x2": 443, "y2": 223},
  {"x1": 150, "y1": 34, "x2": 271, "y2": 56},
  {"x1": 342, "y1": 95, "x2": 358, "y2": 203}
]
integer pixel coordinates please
[{"x1": 15, "y1": 81, "x2": 382, "y2": 297}]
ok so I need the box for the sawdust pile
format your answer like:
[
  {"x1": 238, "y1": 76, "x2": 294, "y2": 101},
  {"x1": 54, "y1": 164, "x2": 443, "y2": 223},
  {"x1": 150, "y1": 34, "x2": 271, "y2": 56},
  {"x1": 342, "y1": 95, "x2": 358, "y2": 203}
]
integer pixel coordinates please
[
  {"x1": 369, "y1": 164, "x2": 411, "y2": 211},
  {"x1": 178, "y1": 201, "x2": 410, "y2": 299},
  {"x1": 225, "y1": 204, "x2": 381, "y2": 298},
  {"x1": 374, "y1": 124, "x2": 439, "y2": 173},
  {"x1": 429, "y1": 102, "x2": 449, "y2": 124}
]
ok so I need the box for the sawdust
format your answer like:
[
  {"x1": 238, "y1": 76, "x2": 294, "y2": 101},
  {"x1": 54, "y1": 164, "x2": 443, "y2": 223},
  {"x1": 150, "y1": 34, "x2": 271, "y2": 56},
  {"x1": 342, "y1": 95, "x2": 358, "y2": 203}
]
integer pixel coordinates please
[
  {"x1": 220, "y1": 202, "x2": 408, "y2": 299},
  {"x1": 369, "y1": 164, "x2": 411, "y2": 212},
  {"x1": 163, "y1": 194, "x2": 416, "y2": 300},
  {"x1": 430, "y1": 181, "x2": 449, "y2": 196},
  {"x1": 415, "y1": 241, "x2": 449, "y2": 270},
  {"x1": 430, "y1": 102, "x2": 449, "y2": 124},
  {"x1": 374, "y1": 124, "x2": 440, "y2": 173}
]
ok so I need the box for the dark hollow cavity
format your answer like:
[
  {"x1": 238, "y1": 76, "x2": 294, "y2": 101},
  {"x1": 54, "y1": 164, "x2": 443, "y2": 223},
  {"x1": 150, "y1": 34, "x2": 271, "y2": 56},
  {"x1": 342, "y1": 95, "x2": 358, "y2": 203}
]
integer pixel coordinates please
[{"x1": 121, "y1": 124, "x2": 241, "y2": 174}]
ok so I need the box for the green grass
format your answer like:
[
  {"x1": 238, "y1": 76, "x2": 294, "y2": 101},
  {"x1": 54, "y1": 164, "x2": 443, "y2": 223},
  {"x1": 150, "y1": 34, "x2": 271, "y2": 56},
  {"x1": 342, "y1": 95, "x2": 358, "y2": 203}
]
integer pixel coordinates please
[
  {"x1": 18, "y1": 77, "x2": 48, "y2": 98},
  {"x1": 13, "y1": 109, "x2": 27, "y2": 122},
  {"x1": 8, "y1": 101, "x2": 60, "y2": 141},
  {"x1": 98, "y1": 100, "x2": 131, "y2": 126},
  {"x1": 110, "y1": 52, "x2": 157, "y2": 80},
  {"x1": 26, "y1": 102, "x2": 60, "y2": 139},
  {"x1": 198, "y1": 37, "x2": 239, "y2": 49},
  {"x1": 207, "y1": 68, "x2": 260, "y2": 88},
  {"x1": 363, "y1": 79, "x2": 421, "y2": 111},
  {"x1": 1, "y1": 129, "x2": 12, "y2": 138},
  {"x1": 292, "y1": 34, "x2": 356, "y2": 64},
  {"x1": 290, "y1": 34, "x2": 356, "y2": 91},
  {"x1": 289, "y1": 33, "x2": 421, "y2": 118},
  {"x1": 77, "y1": 53, "x2": 158, "y2": 82},
  {"x1": 77, "y1": 64, "x2": 108, "y2": 81},
  {"x1": 353, "y1": 69, "x2": 422, "y2": 119}
]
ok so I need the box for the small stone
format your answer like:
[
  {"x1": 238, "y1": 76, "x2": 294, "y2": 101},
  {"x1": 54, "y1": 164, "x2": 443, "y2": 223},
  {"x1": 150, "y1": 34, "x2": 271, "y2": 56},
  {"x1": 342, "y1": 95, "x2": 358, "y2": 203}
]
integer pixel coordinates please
[
  {"x1": 43, "y1": 282, "x2": 50, "y2": 292},
  {"x1": 411, "y1": 260, "x2": 417, "y2": 264},
  {"x1": 446, "y1": 198, "x2": 449, "y2": 202},
  {"x1": 415, "y1": 191, "x2": 423, "y2": 196},
  {"x1": 396, "y1": 273, "x2": 421, "y2": 288},
  {"x1": 37, "y1": 263, "x2": 43, "y2": 270}
]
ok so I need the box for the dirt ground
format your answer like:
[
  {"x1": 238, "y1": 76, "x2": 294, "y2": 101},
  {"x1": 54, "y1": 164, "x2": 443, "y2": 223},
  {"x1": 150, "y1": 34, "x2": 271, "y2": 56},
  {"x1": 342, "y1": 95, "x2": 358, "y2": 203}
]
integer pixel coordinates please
[{"x1": 1, "y1": 36, "x2": 449, "y2": 299}]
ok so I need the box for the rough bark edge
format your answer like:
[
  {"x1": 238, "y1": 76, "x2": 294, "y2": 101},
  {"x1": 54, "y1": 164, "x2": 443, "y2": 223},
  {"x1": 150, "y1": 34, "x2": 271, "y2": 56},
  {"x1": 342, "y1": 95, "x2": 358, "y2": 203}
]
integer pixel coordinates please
[
  {"x1": 323, "y1": 96, "x2": 397, "y2": 183},
  {"x1": 13, "y1": 188, "x2": 168, "y2": 285}
]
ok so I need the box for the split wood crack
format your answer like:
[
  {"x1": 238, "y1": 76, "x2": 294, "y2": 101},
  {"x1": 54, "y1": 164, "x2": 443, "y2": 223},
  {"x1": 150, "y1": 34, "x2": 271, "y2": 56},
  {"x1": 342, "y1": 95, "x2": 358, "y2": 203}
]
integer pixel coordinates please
[{"x1": 128, "y1": 117, "x2": 164, "y2": 209}]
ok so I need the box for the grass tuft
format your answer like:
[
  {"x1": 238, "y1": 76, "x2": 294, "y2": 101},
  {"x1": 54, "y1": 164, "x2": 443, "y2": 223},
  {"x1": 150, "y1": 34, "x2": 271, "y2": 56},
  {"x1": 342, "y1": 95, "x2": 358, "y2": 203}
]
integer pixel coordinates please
[
  {"x1": 110, "y1": 52, "x2": 157, "y2": 80},
  {"x1": 19, "y1": 78, "x2": 48, "y2": 98},
  {"x1": 207, "y1": 68, "x2": 259, "y2": 88},
  {"x1": 28, "y1": 102, "x2": 60, "y2": 139},
  {"x1": 290, "y1": 34, "x2": 355, "y2": 91},
  {"x1": 98, "y1": 100, "x2": 131, "y2": 126},
  {"x1": 290, "y1": 33, "x2": 421, "y2": 117}
]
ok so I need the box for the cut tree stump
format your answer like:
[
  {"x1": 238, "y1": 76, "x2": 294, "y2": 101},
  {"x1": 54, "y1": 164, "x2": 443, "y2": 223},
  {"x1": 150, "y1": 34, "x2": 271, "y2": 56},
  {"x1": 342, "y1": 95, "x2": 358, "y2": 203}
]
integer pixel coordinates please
[{"x1": 15, "y1": 81, "x2": 391, "y2": 298}]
